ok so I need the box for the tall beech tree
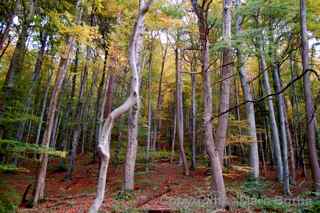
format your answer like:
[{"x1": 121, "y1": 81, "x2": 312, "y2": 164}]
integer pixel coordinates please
[{"x1": 191, "y1": 0, "x2": 227, "y2": 207}]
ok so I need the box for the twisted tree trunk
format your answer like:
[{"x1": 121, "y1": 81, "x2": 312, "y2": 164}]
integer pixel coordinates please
[{"x1": 89, "y1": 1, "x2": 153, "y2": 212}]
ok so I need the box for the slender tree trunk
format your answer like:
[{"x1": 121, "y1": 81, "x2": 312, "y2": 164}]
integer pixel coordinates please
[
  {"x1": 35, "y1": 71, "x2": 52, "y2": 145},
  {"x1": 16, "y1": 32, "x2": 48, "y2": 141},
  {"x1": 288, "y1": 53, "x2": 297, "y2": 184},
  {"x1": 66, "y1": 47, "x2": 89, "y2": 180},
  {"x1": 89, "y1": 2, "x2": 153, "y2": 211},
  {"x1": 273, "y1": 62, "x2": 290, "y2": 194},
  {"x1": 32, "y1": 0, "x2": 82, "y2": 206},
  {"x1": 152, "y1": 39, "x2": 168, "y2": 150},
  {"x1": 235, "y1": 0, "x2": 259, "y2": 178},
  {"x1": 300, "y1": 0, "x2": 320, "y2": 192},
  {"x1": 175, "y1": 46, "x2": 189, "y2": 176},
  {"x1": 146, "y1": 44, "x2": 153, "y2": 171},
  {"x1": 170, "y1": 110, "x2": 177, "y2": 164},
  {"x1": 191, "y1": 0, "x2": 227, "y2": 207},
  {"x1": 190, "y1": 57, "x2": 197, "y2": 170},
  {"x1": 215, "y1": 0, "x2": 233, "y2": 165},
  {"x1": 257, "y1": 42, "x2": 283, "y2": 182}
]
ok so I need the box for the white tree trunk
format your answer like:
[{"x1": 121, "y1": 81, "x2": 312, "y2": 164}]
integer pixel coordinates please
[{"x1": 89, "y1": 1, "x2": 153, "y2": 212}]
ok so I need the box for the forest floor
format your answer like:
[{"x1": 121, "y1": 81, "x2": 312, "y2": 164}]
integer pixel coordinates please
[{"x1": 0, "y1": 154, "x2": 318, "y2": 212}]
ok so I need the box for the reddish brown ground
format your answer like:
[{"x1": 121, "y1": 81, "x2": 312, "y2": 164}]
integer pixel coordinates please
[{"x1": 0, "y1": 155, "x2": 313, "y2": 212}]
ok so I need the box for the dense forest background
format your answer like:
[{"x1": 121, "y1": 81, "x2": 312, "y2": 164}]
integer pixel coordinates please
[{"x1": 0, "y1": 0, "x2": 320, "y2": 212}]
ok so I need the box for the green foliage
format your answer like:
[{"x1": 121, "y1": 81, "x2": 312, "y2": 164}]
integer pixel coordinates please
[
  {"x1": 0, "y1": 139, "x2": 67, "y2": 158},
  {"x1": 302, "y1": 200, "x2": 320, "y2": 213},
  {"x1": 0, "y1": 180, "x2": 19, "y2": 213},
  {"x1": 160, "y1": 4, "x2": 185, "y2": 19},
  {"x1": 114, "y1": 190, "x2": 135, "y2": 201},
  {"x1": 255, "y1": 197, "x2": 291, "y2": 212},
  {"x1": 241, "y1": 177, "x2": 269, "y2": 197}
]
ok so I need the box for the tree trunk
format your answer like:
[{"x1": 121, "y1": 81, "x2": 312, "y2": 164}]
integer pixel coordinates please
[
  {"x1": 300, "y1": 0, "x2": 320, "y2": 192},
  {"x1": 152, "y1": 39, "x2": 168, "y2": 150},
  {"x1": 257, "y1": 42, "x2": 283, "y2": 182},
  {"x1": 170, "y1": 109, "x2": 177, "y2": 164},
  {"x1": 273, "y1": 62, "x2": 290, "y2": 194},
  {"x1": 146, "y1": 44, "x2": 153, "y2": 171},
  {"x1": 66, "y1": 47, "x2": 89, "y2": 180},
  {"x1": 93, "y1": 48, "x2": 109, "y2": 162},
  {"x1": 124, "y1": 4, "x2": 145, "y2": 190},
  {"x1": 35, "y1": 71, "x2": 52, "y2": 145},
  {"x1": 89, "y1": 1, "x2": 153, "y2": 211},
  {"x1": 16, "y1": 32, "x2": 48, "y2": 142},
  {"x1": 235, "y1": 0, "x2": 259, "y2": 178},
  {"x1": 190, "y1": 56, "x2": 197, "y2": 170},
  {"x1": 191, "y1": 0, "x2": 227, "y2": 207},
  {"x1": 215, "y1": 0, "x2": 233, "y2": 165},
  {"x1": 175, "y1": 46, "x2": 189, "y2": 176},
  {"x1": 32, "y1": 0, "x2": 82, "y2": 206}
]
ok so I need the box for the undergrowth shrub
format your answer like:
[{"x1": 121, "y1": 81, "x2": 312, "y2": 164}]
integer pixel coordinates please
[{"x1": 0, "y1": 180, "x2": 19, "y2": 213}]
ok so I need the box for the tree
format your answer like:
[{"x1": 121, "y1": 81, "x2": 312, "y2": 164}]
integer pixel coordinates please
[
  {"x1": 175, "y1": 39, "x2": 189, "y2": 176},
  {"x1": 32, "y1": 0, "x2": 83, "y2": 206},
  {"x1": 89, "y1": 1, "x2": 153, "y2": 212},
  {"x1": 190, "y1": 0, "x2": 227, "y2": 208},
  {"x1": 235, "y1": 0, "x2": 259, "y2": 178},
  {"x1": 215, "y1": 0, "x2": 233, "y2": 165},
  {"x1": 300, "y1": 0, "x2": 320, "y2": 192}
]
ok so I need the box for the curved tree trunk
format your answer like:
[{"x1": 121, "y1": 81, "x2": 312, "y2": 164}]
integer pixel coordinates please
[
  {"x1": 89, "y1": 1, "x2": 153, "y2": 212},
  {"x1": 124, "y1": 5, "x2": 145, "y2": 190}
]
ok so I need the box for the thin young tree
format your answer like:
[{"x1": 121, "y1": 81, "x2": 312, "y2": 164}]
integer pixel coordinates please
[{"x1": 175, "y1": 42, "x2": 189, "y2": 176}]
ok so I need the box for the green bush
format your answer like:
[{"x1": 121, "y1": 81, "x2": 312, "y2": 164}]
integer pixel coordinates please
[
  {"x1": 255, "y1": 197, "x2": 291, "y2": 212},
  {"x1": 301, "y1": 200, "x2": 320, "y2": 213},
  {"x1": 0, "y1": 180, "x2": 19, "y2": 213},
  {"x1": 114, "y1": 190, "x2": 135, "y2": 201},
  {"x1": 241, "y1": 177, "x2": 269, "y2": 197}
]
